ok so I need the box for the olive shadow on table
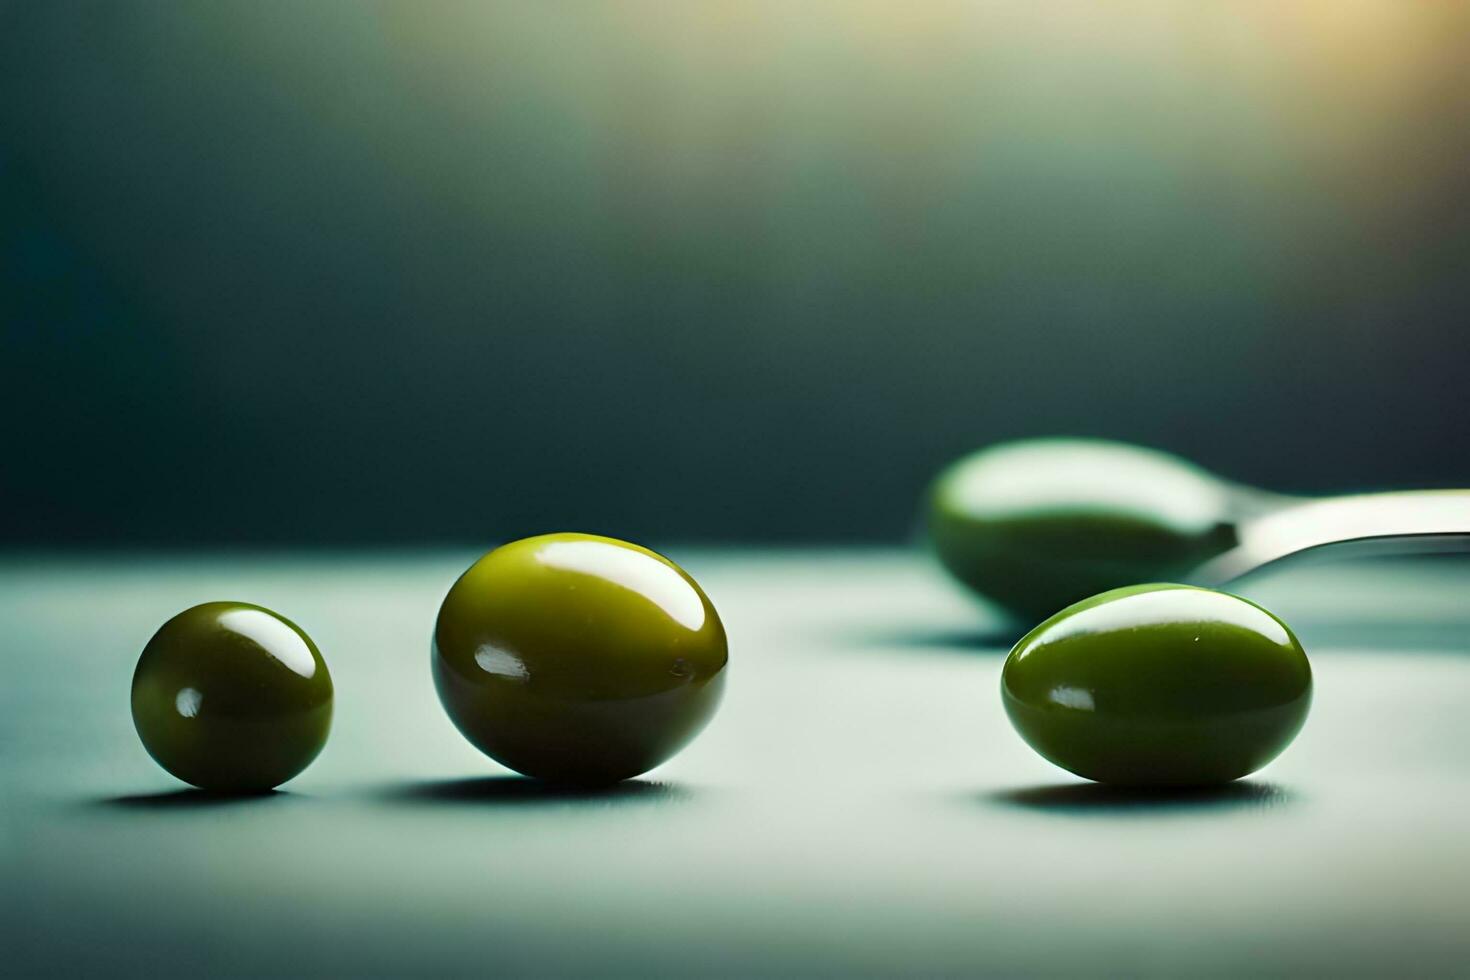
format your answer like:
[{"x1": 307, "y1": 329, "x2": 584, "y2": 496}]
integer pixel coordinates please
[
  {"x1": 374, "y1": 775, "x2": 689, "y2": 808},
  {"x1": 844, "y1": 625, "x2": 1024, "y2": 655},
  {"x1": 983, "y1": 780, "x2": 1294, "y2": 816},
  {"x1": 93, "y1": 788, "x2": 290, "y2": 809}
]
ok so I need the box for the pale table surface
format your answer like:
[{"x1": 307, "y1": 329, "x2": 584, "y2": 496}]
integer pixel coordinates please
[{"x1": 3, "y1": 549, "x2": 1469, "y2": 977}]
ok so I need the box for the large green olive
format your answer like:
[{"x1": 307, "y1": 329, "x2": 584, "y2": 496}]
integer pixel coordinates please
[
  {"x1": 928, "y1": 439, "x2": 1239, "y2": 624},
  {"x1": 1001, "y1": 584, "x2": 1311, "y2": 786},
  {"x1": 131, "y1": 602, "x2": 333, "y2": 792},
  {"x1": 433, "y1": 533, "x2": 728, "y2": 784}
]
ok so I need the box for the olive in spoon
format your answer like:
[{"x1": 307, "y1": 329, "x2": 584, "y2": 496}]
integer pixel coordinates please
[{"x1": 927, "y1": 438, "x2": 1470, "y2": 624}]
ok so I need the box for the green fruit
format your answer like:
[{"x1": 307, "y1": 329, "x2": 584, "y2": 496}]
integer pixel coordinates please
[
  {"x1": 928, "y1": 439, "x2": 1237, "y2": 624},
  {"x1": 1001, "y1": 584, "x2": 1311, "y2": 786},
  {"x1": 131, "y1": 602, "x2": 333, "y2": 792},
  {"x1": 433, "y1": 533, "x2": 728, "y2": 784}
]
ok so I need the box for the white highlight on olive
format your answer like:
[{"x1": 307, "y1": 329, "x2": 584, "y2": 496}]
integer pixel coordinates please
[
  {"x1": 535, "y1": 540, "x2": 706, "y2": 631},
  {"x1": 1035, "y1": 587, "x2": 1292, "y2": 650},
  {"x1": 475, "y1": 645, "x2": 529, "y2": 681},
  {"x1": 218, "y1": 608, "x2": 317, "y2": 678},
  {"x1": 1047, "y1": 686, "x2": 1095, "y2": 711},
  {"x1": 175, "y1": 687, "x2": 203, "y2": 718}
]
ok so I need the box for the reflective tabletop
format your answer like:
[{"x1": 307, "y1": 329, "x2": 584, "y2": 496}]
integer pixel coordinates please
[{"x1": 4, "y1": 550, "x2": 1469, "y2": 977}]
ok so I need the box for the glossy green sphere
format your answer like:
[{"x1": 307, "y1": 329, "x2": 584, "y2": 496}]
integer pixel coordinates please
[
  {"x1": 1002, "y1": 584, "x2": 1311, "y2": 786},
  {"x1": 131, "y1": 602, "x2": 333, "y2": 792},
  {"x1": 928, "y1": 439, "x2": 1238, "y2": 623},
  {"x1": 433, "y1": 533, "x2": 728, "y2": 784}
]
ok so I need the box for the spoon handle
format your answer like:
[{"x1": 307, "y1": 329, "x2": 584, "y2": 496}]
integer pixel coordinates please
[{"x1": 1193, "y1": 490, "x2": 1470, "y2": 587}]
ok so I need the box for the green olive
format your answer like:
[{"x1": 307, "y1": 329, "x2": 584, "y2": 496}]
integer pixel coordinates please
[
  {"x1": 928, "y1": 439, "x2": 1238, "y2": 624},
  {"x1": 131, "y1": 602, "x2": 333, "y2": 792},
  {"x1": 1001, "y1": 584, "x2": 1311, "y2": 786},
  {"x1": 432, "y1": 533, "x2": 728, "y2": 784}
]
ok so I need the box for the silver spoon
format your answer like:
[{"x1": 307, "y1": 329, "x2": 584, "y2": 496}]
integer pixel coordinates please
[
  {"x1": 927, "y1": 438, "x2": 1470, "y2": 622},
  {"x1": 1192, "y1": 489, "x2": 1470, "y2": 586}
]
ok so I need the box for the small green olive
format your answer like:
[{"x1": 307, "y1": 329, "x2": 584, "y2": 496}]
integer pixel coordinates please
[
  {"x1": 1001, "y1": 584, "x2": 1311, "y2": 786},
  {"x1": 928, "y1": 439, "x2": 1238, "y2": 623},
  {"x1": 432, "y1": 533, "x2": 728, "y2": 784},
  {"x1": 131, "y1": 602, "x2": 333, "y2": 792}
]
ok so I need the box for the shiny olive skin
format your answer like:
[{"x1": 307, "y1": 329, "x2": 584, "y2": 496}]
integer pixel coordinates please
[
  {"x1": 1002, "y1": 584, "x2": 1311, "y2": 786},
  {"x1": 433, "y1": 533, "x2": 727, "y2": 784},
  {"x1": 928, "y1": 439, "x2": 1238, "y2": 624},
  {"x1": 131, "y1": 602, "x2": 333, "y2": 792}
]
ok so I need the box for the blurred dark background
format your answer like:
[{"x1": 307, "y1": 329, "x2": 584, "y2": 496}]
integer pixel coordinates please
[{"x1": 3, "y1": 2, "x2": 1467, "y2": 546}]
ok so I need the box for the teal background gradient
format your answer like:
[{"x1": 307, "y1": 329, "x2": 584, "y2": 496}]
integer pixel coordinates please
[{"x1": 4, "y1": 2, "x2": 1468, "y2": 545}]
